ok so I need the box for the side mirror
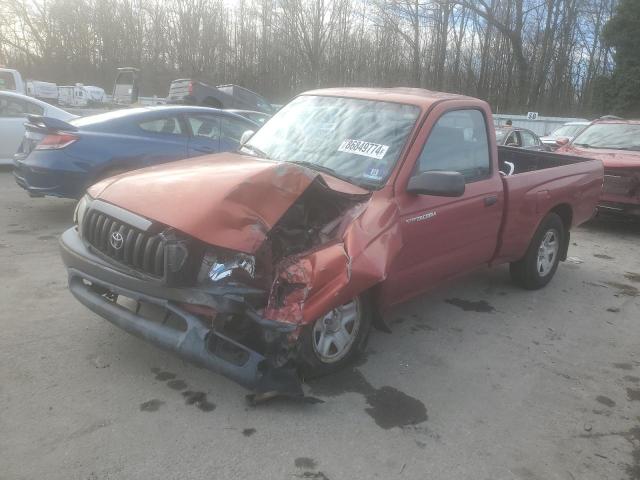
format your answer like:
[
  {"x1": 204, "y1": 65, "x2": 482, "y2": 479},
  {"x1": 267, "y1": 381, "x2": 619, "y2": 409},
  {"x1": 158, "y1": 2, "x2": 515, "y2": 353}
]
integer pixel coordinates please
[
  {"x1": 240, "y1": 130, "x2": 255, "y2": 145},
  {"x1": 555, "y1": 137, "x2": 569, "y2": 147},
  {"x1": 407, "y1": 171, "x2": 465, "y2": 197}
]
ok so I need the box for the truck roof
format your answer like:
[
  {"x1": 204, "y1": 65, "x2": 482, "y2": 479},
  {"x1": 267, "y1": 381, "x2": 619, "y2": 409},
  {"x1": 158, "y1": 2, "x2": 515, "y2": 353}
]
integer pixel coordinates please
[{"x1": 302, "y1": 87, "x2": 476, "y2": 108}]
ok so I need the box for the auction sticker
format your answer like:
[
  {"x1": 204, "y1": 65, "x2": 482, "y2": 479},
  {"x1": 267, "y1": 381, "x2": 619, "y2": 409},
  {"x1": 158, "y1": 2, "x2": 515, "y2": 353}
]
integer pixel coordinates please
[{"x1": 338, "y1": 139, "x2": 389, "y2": 160}]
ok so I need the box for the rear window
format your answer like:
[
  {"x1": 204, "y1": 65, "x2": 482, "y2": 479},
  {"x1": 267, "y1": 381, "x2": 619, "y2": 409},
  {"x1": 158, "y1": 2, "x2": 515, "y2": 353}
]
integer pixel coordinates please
[
  {"x1": 138, "y1": 117, "x2": 183, "y2": 135},
  {"x1": 0, "y1": 72, "x2": 16, "y2": 90}
]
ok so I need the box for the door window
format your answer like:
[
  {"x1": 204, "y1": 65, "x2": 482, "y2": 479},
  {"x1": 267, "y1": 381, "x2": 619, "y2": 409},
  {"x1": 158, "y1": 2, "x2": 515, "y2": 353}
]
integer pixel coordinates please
[
  {"x1": 138, "y1": 116, "x2": 183, "y2": 135},
  {"x1": 221, "y1": 117, "x2": 252, "y2": 144},
  {"x1": 415, "y1": 109, "x2": 491, "y2": 182},
  {"x1": 186, "y1": 114, "x2": 220, "y2": 140},
  {"x1": 505, "y1": 131, "x2": 521, "y2": 147},
  {"x1": 521, "y1": 131, "x2": 538, "y2": 147}
]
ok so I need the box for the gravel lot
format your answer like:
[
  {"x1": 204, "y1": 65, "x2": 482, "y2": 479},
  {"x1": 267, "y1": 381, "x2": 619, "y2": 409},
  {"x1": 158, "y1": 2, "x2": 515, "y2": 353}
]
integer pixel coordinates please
[{"x1": 1, "y1": 169, "x2": 639, "y2": 480}]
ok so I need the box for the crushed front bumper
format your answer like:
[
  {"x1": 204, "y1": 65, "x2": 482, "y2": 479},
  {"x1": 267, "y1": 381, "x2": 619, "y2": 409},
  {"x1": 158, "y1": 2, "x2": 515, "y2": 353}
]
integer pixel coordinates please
[{"x1": 60, "y1": 227, "x2": 303, "y2": 398}]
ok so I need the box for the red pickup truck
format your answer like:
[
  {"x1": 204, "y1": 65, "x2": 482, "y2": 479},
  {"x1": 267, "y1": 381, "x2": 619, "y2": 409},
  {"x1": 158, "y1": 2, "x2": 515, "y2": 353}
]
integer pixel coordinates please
[
  {"x1": 556, "y1": 118, "x2": 640, "y2": 216},
  {"x1": 60, "y1": 88, "x2": 603, "y2": 399}
]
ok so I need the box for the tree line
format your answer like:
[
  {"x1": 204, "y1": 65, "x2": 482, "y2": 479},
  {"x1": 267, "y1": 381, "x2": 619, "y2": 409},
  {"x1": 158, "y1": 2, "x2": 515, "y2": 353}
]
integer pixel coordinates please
[{"x1": 0, "y1": 0, "x2": 626, "y2": 115}]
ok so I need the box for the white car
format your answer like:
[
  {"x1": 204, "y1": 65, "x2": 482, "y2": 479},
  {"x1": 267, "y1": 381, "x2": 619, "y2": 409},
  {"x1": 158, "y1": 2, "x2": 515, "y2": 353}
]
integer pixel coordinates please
[
  {"x1": 539, "y1": 121, "x2": 590, "y2": 150},
  {"x1": 0, "y1": 91, "x2": 76, "y2": 165}
]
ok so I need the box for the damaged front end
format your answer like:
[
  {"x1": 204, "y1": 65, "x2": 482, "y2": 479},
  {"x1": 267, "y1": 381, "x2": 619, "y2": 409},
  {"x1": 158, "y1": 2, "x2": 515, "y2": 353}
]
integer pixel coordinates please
[{"x1": 62, "y1": 167, "x2": 385, "y2": 400}]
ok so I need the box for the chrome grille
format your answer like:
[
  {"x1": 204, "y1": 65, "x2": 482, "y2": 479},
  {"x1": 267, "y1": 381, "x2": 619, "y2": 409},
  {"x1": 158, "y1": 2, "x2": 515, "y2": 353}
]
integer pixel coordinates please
[{"x1": 82, "y1": 209, "x2": 165, "y2": 277}]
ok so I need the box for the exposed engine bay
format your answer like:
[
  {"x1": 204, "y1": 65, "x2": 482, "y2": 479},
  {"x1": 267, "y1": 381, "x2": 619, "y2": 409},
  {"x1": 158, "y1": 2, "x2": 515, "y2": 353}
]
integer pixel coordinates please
[{"x1": 203, "y1": 177, "x2": 368, "y2": 300}]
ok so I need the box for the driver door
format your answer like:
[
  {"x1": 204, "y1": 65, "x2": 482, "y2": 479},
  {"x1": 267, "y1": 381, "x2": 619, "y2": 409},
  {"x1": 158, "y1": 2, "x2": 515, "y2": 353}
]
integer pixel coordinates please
[{"x1": 384, "y1": 107, "x2": 504, "y2": 305}]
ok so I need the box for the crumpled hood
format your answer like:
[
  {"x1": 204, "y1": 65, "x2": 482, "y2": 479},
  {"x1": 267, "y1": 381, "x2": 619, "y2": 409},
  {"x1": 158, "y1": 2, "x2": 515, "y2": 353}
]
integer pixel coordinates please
[
  {"x1": 559, "y1": 145, "x2": 640, "y2": 169},
  {"x1": 88, "y1": 153, "x2": 368, "y2": 253}
]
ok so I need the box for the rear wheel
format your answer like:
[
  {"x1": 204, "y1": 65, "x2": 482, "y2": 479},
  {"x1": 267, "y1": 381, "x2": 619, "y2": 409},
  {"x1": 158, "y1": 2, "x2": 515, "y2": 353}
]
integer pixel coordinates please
[
  {"x1": 298, "y1": 296, "x2": 371, "y2": 379},
  {"x1": 510, "y1": 212, "x2": 564, "y2": 290}
]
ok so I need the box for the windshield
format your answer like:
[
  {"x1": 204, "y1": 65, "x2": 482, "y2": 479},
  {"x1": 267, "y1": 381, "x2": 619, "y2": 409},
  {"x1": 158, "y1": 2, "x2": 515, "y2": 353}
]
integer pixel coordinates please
[
  {"x1": 550, "y1": 124, "x2": 585, "y2": 138},
  {"x1": 573, "y1": 123, "x2": 640, "y2": 150},
  {"x1": 243, "y1": 95, "x2": 420, "y2": 188}
]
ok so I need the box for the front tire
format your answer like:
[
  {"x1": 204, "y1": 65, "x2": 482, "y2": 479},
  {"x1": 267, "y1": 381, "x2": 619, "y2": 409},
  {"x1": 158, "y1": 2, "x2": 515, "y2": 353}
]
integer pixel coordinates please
[
  {"x1": 510, "y1": 212, "x2": 564, "y2": 290},
  {"x1": 298, "y1": 296, "x2": 372, "y2": 379}
]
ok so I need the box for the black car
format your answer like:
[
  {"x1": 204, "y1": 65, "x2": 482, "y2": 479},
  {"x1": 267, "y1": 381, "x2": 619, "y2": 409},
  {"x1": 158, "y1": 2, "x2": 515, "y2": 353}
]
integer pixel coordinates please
[{"x1": 495, "y1": 126, "x2": 549, "y2": 151}]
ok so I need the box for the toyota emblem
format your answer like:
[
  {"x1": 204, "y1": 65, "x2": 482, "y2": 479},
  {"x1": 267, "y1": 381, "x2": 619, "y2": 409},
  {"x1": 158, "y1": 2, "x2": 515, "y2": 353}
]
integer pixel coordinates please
[{"x1": 110, "y1": 231, "x2": 124, "y2": 250}]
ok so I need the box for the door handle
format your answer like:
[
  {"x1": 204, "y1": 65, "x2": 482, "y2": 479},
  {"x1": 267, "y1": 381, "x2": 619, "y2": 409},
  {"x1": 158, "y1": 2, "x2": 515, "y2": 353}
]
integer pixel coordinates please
[{"x1": 484, "y1": 195, "x2": 498, "y2": 207}]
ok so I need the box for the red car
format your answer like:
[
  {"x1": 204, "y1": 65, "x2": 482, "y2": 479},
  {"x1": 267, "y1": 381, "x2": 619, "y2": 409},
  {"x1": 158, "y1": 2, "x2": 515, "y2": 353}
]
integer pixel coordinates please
[
  {"x1": 557, "y1": 118, "x2": 640, "y2": 216},
  {"x1": 60, "y1": 88, "x2": 603, "y2": 399}
]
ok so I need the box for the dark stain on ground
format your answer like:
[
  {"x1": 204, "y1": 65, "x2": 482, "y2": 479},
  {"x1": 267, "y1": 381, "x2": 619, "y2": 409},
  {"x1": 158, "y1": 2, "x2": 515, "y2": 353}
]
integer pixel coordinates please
[
  {"x1": 242, "y1": 428, "x2": 256, "y2": 437},
  {"x1": 605, "y1": 282, "x2": 639, "y2": 297},
  {"x1": 308, "y1": 368, "x2": 427, "y2": 429},
  {"x1": 391, "y1": 317, "x2": 406, "y2": 325},
  {"x1": 596, "y1": 395, "x2": 616, "y2": 408},
  {"x1": 624, "y1": 376, "x2": 640, "y2": 383},
  {"x1": 614, "y1": 363, "x2": 634, "y2": 371},
  {"x1": 445, "y1": 298, "x2": 495, "y2": 313},
  {"x1": 182, "y1": 391, "x2": 216, "y2": 412},
  {"x1": 167, "y1": 379, "x2": 187, "y2": 390},
  {"x1": 155, "y1": 371, "x2": 176, "y2": 381},
  {"x1": 6, "y1": 229, "x2": 27, "y2": 235},
  {"x1": 37, "y1": 234, "x2": 55, "y2": 240},
  {"x1": 627, "y1": 388, "x2": 640, "y2": 402},
  {"x1": 295, "y1": 458, "x2": 318, "y2": 469},
  {"x1": 624, "y1": 272, "x2": 640, "y2": 283},
  {"x1": 580, "y1": 426, "x2": 640, "y2": 480},
  {"x1": 140, "y1": 399, "x2": 165, "y2": 412},
  {"x1": 607, "y1": 307, "x2": 621, "y2": 313},
  {"x1": 366, "y1": 386, "x2": 428, "y2": 429},
  {"x1": 594, "y1": 254, "x2": 614, "y2": 260},
  {"x1": 294, "y1": 472, "x2": 330, "y2": 480}
]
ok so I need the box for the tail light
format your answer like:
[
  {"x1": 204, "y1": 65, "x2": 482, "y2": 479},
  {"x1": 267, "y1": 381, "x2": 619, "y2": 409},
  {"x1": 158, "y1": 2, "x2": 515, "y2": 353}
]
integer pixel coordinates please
[
  {"x1": 188, "y1": 81, "x2": 194, "y2": 95},
  {"x1": 35, "y1": 133, "x2": 79, "y2": 150}
]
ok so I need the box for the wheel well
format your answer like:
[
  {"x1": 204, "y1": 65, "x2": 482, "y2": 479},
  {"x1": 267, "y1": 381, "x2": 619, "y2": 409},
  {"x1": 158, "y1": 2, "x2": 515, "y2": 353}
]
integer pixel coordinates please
[
  {"x1": 550, "y1": 203, "x2": 572, "y2": 261},
  {"x1": 551, "y1": 203, "x2": 572, "y2": 230}
]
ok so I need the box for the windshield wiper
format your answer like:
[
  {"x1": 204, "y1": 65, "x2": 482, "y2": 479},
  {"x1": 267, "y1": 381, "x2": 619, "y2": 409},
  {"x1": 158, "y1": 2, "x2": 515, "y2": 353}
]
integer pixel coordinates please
[{"x1": 240, "y1": 144, "x2": 270, "y2": 159}]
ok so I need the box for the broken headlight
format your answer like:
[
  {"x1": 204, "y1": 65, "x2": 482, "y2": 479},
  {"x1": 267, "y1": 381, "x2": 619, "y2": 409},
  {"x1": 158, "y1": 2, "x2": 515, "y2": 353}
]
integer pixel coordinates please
[
  {"x1": 73, "y1": 194, "x2": 91, "y2": 234},
  {"x1": 199, "y1": 250, "x2": 256, "y2": 283}
]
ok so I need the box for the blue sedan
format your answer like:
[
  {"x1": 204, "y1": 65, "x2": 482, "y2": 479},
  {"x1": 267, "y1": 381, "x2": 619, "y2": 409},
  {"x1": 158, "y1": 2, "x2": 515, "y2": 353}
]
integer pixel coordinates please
[{"x1": 13, "y1": 105, "x2": 259, "y2": 199}]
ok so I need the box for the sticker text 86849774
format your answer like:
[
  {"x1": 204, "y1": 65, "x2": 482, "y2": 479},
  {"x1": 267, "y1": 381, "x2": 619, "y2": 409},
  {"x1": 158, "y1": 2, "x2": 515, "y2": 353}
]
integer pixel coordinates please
[{"x1": 338, "y1": 139, "x2": 389, "y2": 160}]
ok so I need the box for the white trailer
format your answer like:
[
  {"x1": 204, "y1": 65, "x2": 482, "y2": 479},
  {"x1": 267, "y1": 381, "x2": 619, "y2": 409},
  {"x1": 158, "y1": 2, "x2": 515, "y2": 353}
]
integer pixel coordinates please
[
  {"x1": 26, "y1": 80, "x2": 58, "y2": 102},
  {"x1": 58, "y1": 84, "x2": 89, "y2": 107}
]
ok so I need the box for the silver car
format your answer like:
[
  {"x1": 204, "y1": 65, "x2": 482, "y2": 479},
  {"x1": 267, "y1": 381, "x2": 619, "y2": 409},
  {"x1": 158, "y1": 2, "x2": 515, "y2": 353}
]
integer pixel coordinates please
[
  {"x1": 0, "y1": 91, "x2": 76, "y2": 165},
  {"x1": 540, "y1": 121, "x2": 590, "y2": 150}
]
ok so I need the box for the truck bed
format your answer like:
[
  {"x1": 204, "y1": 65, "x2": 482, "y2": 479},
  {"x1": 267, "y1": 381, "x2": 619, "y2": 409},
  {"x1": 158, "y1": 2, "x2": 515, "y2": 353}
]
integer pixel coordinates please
[
  {"x1": 498, "y1": 146, "x2": 590, "y2": 175},
  {"x1": 493, "y1": 146, "x2": 603, "y2": 264}
]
